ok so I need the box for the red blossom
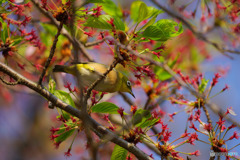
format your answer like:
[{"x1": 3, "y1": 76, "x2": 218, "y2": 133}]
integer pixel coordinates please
[
  {"x1": 222, "y1": 84, "x2": 229, "y2": 92},
  {"x1": 64, "y1": 148, "x2": 72, "y2": 157},
  {"x1": 203, "y1": 123, "x2": 212, "y2": 132},
  {"x1": 189, "y1": 122, "x2": 198, "y2": 131},
  {"x1": 50, "y1": 134, "x2": 59, "y2": 140},
  {"x1": 169, "y1": 112, "x2": 176, "y2": 120},
  {"x1": 64, "y1": 82, "x2": 72, "y2": 92},
  {"x1": 17, "y1": 63, "x2": 25, "y2": 70},
  {"x1": 103, "y1": 114, "x2": 109, "y2": 121},
  {"x1": 211, "y1": 73, "x2": 221, "y2": 87},
  {"x1": 188, "y1": 132, "x2": 199, "y2": 145},
  {"x1": 131, "y1": 105, "x2": 137, "y2": 114},
  {"x1": 216, "y1": 117, "x2": 226, "y2": 126},
  {"x1": 228, "y1": 131, "x2": 239, "y2": 140},
  {"x1": 117, "y1": 107, "x2": 124, "y2": 117},
  {"x1": 162, "y1": 130, "x2": 172, "y2": 142},
  {"x1": 107, "y1": 18, "x2": 114, "y2": 27},
  {"x1": 84, "y1": 31, "x2": 94, "y2": 37},
  {"x1": 54, "y1": 141, "x2": 62, "y2": 149},
  {"x1": 181, "y1": 131, "x2": 190, "y2": 138},
  {"x1": 228, "y1": 124, "x2": 236, "y2": 130},
  {"x1": 50, "y1": 127, "x2": 60, "y2": 134},
  {"x1": 190, "y1": 150, "x2": 200, "y2": 156}
]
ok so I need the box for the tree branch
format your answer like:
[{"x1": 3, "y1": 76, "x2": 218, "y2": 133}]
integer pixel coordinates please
[
  {"x1": 38, "y1": 20, "x2": 64, "y2": 85},
  {"x1": 0, "y1": 62, "x2": 152, "y2": 160}
]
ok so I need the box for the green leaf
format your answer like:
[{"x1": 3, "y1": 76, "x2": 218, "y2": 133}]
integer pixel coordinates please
[
  {"x1": 9, "y1": 38, "x2": 22, "y2": 46},
  {"x1": 1, "y1": 21, "x2": 8, "y2": 43},
  {"x1": 91, "y1": 102, "x2": 120, "y2": 114},
  {"x1": 143, "y1": 19, "x2": 183, "y2": 41},
  {"x1": 199, "y1": 78, "x2": 209, "y2": 93},
  {"x1": 55, "y1": 122, "x2": 76, "y2": 143},
  {"x1": 62, "y1": 0, "x2": 67, "y2": 4},
  {"x1": 131, "y1": 1, "x2": 162, "y2": 22},
  {"x1": 53, "y1": 90, "x2": 75, "y2": 108},
  {"x1": 132, "y1": 109, "x2": 159, "y2": 128},
  {"x1": 132, "y1": 109, "x2": 151, "y2": 126},
  {"x1": 139, "y1": 15, "x2": 157, "y2": 31},
  {"x1": 101, "y1": 0, "x2": 122, "y2": 17},
  {"x1": 137, "y1": 2, "x2": 148, "y2": 23},
  {"x1": 137, "y1": 117, "x2": 159, "y2": 128},
  {"x1": 111, "y1": 145, "x2": 128, "y2": 160},
  {"x1": 49, "y1": 77, "x2": 56, "y2": 93},
  {"x1": 84, "y1": 15, "x2": 125, "y2": 30}
]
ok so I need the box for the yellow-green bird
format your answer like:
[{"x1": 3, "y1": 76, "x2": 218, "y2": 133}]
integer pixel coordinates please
[{"x1": 53, "y1": 62, "x2": 135, "y2": 98}]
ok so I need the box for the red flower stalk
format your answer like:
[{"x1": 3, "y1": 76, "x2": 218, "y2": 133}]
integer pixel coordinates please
[
  {"x1": 117, "y1": 107, "x2": 124, "y2": 117},
  {"x1": 64, "y1": 82, "x2": 72, "y2": 92},
  {"x1": 64, "y1": 148, "x2": 72, "y2": 157},
  {"x1": 228, "y1": 131, "x2": 239, "y2": 140},
  {"x1": 211, "y1": 73, "x2": 221, "y2": 87},
  {"x1": 50, "y1": 127, "x2": 60, "y2": 134}
]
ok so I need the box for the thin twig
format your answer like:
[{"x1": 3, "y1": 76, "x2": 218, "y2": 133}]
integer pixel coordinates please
[
  {"x1": 0, "y1": 76, "x2": 19, "y2": 85},
  {"x1": 85, "y1": 39, "x2": 105, "y2": 47},
  {"x1": 38, "y1": 21, "x2": 64, "y2": 85}
]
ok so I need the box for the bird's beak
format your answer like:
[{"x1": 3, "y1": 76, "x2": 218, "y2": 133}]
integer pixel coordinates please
[{"x1": 130, "y1": 90, "x2": 135, "y2": 98}]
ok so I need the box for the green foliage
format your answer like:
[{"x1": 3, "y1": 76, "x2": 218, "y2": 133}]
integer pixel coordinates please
[
  {"x1": 111, "y1": 145, "x2": 128, "y2": 160},
  {"x1": 101, "y1": 0, "x2": 122, "y2": 17},
  {"x1": 0, "y1": 20, "x2": 8, "y2": 44},
  {"x1": 54, "y1": 120, "x2": 76, "y2": 143},
  {"x1": 143, "y1": 19, "x2": 183, "y2": 41},
  {"x1": 49, "y1": 77, "x2": 56, "y2": 93},
  {"x1": 84, "y1": 15, "x2": 125, "y2": 30},
  {"x1": 91, "y1": 102, "x2": 123, "y2": 114},
  {"x1": 132, "y1": 109, "x2": 159, "y2": 128},
  {"x1": 199, "y1": 78, "x2": 209, "y2": 93},
  {"x1": 130, "y1": 1, "x2": 162, "y2": 23}
]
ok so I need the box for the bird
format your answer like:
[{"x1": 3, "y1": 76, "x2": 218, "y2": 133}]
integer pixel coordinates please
[{"x1": 53, "y1": 62, "x2": 135, "y2": 98}]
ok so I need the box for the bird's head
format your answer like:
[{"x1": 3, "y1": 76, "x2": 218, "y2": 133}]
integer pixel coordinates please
[{"x1": 120, "y1": 75, "x2": 135, "y2": 98}]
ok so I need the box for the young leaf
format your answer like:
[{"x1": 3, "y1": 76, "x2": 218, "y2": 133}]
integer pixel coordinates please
[
  {"x1": 53, "y1": 90, "x2": 75, "y2": 108},
  {"x1": 132, "y1": 109, "x2": 151, "y2": 126},
  {"x1": 101, "y1": 0, "x2": 123, "y2": 17},
  {"x1": 55, "y1": 123, "x2": 75, "y2": 143},
  {"x1": 111, "y1": 145, "x2": 128, "y2": 160},
  {"x1": 1, "y1": 21, "x2": 8, "y2": 43},
  {"x1": 137, "y1": 2, "x2": 148, "y2": 23},
  {"x1": 84, "y1": 15, "x2": 125, "y2": 30},
  {"x1": 199, "y1": 78, "x2": 209, "y2": 93},
  {"x1": 143, "y1": 19, "x2": 183, "y2": 41},
  {"x1": 91, "y1": 102, "x2": 120, "y2": 114},
  {"x1": 49, "y1": 77, "x2": 56, "y2": 93}
]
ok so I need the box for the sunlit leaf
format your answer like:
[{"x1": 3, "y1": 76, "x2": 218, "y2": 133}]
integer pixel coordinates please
[
  {"x1": 143, "y1": 19, "x2": 183, "y2": 41},
  {"x1": 84, "y1": 15, "x2": 125, "y2": 30},
  {"x1": 111, "y1": 145, "x2": 128, "y2": 160},
  {"x1": 91, "y1": 102, "x2": 120, "y2": 114}
]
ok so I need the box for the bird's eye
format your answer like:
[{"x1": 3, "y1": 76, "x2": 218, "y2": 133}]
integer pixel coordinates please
[{"x1": 127, "y1": 81, "x2": 131, "y2": 87}]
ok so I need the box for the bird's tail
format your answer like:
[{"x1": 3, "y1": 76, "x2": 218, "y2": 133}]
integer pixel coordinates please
[{"x1": 53, "y1": 65, "x2": 67, "y2": 73}]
